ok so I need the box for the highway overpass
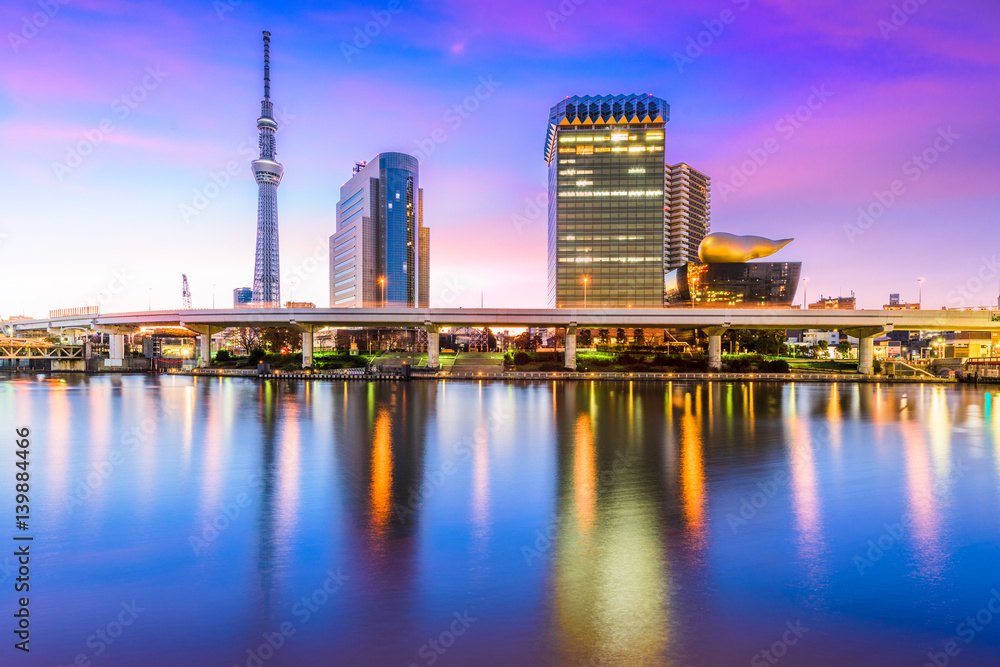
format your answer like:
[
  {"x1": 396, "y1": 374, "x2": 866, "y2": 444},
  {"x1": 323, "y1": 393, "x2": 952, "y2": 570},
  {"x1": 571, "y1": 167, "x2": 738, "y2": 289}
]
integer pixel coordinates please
[{"x1": 7, "y1": 306, "x2": 999, "y2": 374}]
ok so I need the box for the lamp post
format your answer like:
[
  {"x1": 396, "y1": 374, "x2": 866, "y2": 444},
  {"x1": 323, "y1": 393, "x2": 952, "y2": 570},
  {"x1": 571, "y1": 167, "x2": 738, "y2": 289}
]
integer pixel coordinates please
[
  {"x1": 802, "y1": 277, "x2": 809, "y2": 309},
  {"x1": 148, "y1": 288, "x2": 152, "y2": 311},
  {"x1": 583, "y1": 276, "x2": 589, "y2": 308},
  {"x1": 918, "y1": 278, "x2": 924, "y2": 309}
]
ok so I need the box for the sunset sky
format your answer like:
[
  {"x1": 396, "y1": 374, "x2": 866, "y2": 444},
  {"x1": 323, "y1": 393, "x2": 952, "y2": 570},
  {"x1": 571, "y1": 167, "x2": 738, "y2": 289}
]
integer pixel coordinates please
[{"x1": 2, "y1": 0, "x2": 998, "y2": 316}]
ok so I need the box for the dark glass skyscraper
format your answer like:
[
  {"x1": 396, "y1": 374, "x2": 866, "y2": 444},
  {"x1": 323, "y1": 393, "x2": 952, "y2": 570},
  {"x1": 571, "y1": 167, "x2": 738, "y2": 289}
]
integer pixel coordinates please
[
  {"x1": 545, "y1": 94, "x2": 669, "y2": 308},
  {"x1": 328, "y1": 152, "x2": 427, "y2": 307}
]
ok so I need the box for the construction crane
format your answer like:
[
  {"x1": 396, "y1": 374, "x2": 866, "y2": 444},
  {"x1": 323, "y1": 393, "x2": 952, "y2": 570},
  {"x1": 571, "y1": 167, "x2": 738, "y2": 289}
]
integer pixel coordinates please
[{"x1": 182, "y1": 274, "x2": 192, "y2": 310}]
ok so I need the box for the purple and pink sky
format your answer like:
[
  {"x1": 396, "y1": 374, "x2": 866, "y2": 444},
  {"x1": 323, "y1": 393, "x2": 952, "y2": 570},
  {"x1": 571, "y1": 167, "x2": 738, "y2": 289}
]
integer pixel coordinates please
[{"x1": 2, "y1": 0, "x2": 998, "y2": 316}]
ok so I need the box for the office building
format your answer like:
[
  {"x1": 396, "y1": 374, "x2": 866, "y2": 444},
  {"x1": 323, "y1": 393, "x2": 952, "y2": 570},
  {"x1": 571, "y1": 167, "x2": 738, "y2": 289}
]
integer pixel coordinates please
[
  {"x1": 545, "y1": 94, "x2": 669, "y2": 308},
  {"x1": 665, "y1": 163, "x2": 711, "y2": 270},
  {"x1": 329, "y1": 153, "x2": 428, "y2": 308},
  {"x1": 233, "y1": 287, "x2": 253, "y2": 307}
]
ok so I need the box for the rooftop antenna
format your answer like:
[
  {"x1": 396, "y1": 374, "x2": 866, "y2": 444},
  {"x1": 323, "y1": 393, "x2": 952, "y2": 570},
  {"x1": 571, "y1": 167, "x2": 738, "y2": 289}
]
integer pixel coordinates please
[{"x1": 262, "y1": 30, "x2": 271, "y2": 101}]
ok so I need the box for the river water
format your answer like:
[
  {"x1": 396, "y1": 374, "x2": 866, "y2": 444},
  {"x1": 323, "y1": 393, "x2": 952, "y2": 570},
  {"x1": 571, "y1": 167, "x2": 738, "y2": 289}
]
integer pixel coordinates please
[{"x1": 2, "y1": 374, "x2": 999, "y2": 666}]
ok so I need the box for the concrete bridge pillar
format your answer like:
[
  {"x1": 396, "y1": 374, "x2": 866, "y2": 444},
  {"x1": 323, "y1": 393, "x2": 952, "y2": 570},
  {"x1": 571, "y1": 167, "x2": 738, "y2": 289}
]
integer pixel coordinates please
[
  {"x1": 858, "y1": 336, "x2": 875, "y2": 375},
  {"x1": 564, "y1": 325, "x2": 577, "y2": 371},
  {"x1": 199, "y1": 333, "x2": 211, "y2": 368},
  {"x1": 301, "y1": 330, "x2": 313, "y2": 369},
  {"x1": 703, "y1": 326, "x2": 729, "y2": 371},
  {"x1": 109, "y1": 333, "x2": 125, "y2": 366},
  {"x1": 842, "y1": 326, "x2": 892, "y2": 376},
  {"x1": 425, "y1": 323, "x2": 440, "y2": 370}
]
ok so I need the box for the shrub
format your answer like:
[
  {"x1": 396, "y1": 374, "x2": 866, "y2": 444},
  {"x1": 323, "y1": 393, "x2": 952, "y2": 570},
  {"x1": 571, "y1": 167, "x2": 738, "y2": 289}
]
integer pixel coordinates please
[
  {"x1": 763, "y1": 359, "x2": 790, "y2": 373},
  {"x1": 538, "y1": 362, "x2": 564, "y2": 371},
  {"x1": 249, "y1": 348, "x2": 266, "y2": 364},
  {"x1": 513, "y1": 351, "x2": 531, "y2": 365},
  {"x1": 214, "y1": 349, "x2": 231, "y2": 362}
]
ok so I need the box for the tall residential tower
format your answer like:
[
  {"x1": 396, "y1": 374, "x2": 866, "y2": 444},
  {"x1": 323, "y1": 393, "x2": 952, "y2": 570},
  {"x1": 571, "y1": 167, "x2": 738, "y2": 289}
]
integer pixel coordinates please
[
  {"x1": 251, "y1": 30, "x2": 283, "y2": 306},
  {"x1": 329, "y1": 153, "x2": 429, "y2": 308},
  {"x1": 544, "y1": 95, "x2": 710, "y2": 307}
]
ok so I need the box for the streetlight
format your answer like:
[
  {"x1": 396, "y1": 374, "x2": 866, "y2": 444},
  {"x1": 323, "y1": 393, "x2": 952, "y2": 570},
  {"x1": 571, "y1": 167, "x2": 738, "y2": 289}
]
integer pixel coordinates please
[
  {"x1": 937, "y1": 336, "x2": 944, "y2": 359},
  {"x1": 918, "y1": 278, "x2": 925, "y2": 309},
  {"x1": 583, "y1": 276, "x2": 589, "y2": 308},
  {"x1": 378, "y1": 277, "x2": 386, "y2": 308},
  {"x1": 148, "y1": 288, "x2": 152, "y2": 311},
  {"x1": 802, "y1": 277, "x2": 809, "y2": 309}
]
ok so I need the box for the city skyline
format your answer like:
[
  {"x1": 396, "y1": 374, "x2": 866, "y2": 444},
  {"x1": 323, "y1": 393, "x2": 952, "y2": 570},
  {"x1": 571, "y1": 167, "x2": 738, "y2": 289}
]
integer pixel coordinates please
[{"x1": 2, "y1": 0, "x2": 998, "y2": 316}]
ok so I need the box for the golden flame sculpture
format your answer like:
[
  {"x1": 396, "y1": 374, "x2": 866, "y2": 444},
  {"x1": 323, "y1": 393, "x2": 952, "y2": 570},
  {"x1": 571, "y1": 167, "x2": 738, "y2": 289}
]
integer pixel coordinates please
[{"x1": 698, "y1": 233, "x2": 793, "y2": 263}]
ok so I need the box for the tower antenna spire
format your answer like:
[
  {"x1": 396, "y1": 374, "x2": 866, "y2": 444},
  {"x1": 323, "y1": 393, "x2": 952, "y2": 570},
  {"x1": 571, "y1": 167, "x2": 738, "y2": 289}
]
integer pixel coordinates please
[{"x1": 262, "y1": 30, "x2": 271, "y2": 101}]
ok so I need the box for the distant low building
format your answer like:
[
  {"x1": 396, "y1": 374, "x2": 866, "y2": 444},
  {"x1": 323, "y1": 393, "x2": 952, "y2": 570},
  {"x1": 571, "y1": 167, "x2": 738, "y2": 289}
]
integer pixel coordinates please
[
  {"x1": 884, "y1": 293, "x2": 919, "y2": 310},
  {"x1": 809, "y1": 293, "x2": 856, "y2": 310},
  {"x1": 233, "y1": 287, "x2": 253, "y2": 307},
  {"x1": 285, "y1": 301, "x2": 315, "y2": 308}
]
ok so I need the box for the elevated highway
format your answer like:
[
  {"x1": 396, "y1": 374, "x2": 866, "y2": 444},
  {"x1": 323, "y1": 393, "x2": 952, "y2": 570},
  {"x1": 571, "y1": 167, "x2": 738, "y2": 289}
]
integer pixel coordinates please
[{"x1": 7, "y1": 306, "x2": 999, "y2": 375}]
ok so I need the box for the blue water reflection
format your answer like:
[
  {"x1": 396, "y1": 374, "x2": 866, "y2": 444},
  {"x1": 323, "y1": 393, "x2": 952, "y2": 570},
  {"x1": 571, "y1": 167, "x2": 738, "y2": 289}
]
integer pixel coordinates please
[{"x1": 1, "y1": 375, "x2": 999, "y2": 666}]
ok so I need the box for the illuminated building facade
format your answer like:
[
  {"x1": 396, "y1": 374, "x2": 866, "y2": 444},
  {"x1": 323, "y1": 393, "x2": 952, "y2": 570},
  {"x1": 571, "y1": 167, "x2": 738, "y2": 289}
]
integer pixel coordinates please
[
  {"x1": 809, "y1": 293, "x2": 856, "y2": 309},
  {"x1": 233, "y1": 287, "x2": 253, "y2": 307},
  {"x1": 545, "y1": 94, "x2": 669, "y2": 308},
  {"x1": 665, "y1": 163, "x2": 711, "y2": 270},
  {"x1": 664, "y1": 262, "x2": 801, "y2": 307},
  {"x1": 328, "y1": 153, "x2": 427, "y2": 308}
]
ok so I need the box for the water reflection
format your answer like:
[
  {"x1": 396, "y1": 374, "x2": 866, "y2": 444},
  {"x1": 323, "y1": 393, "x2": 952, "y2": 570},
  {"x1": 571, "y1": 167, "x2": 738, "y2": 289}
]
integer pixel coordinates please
[{"x1": 2, "y1": 375, "x2": 1000, "y2": 666}]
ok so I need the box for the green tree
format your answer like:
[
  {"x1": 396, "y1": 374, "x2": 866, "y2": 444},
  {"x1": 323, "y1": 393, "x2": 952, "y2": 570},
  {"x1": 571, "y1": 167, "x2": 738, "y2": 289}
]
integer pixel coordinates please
[
  {"x1": 633, "y1": 328, "x2": 645, "y2": 347},
  {"x1": 262, "y1": 327, "x2": 301, "y2": 353},
  {"x1": 579, "y1": 329, "x2": 593, "y2": 347},
  {"x1": 836, "y1": 340, "x2": 852, "y2": 358},
  {"x1": 597, "y1": 329, "x2": 610, "y2": 345},
  {"x1": 615, "y1": 328, "x2": 627, "y2": 347}
]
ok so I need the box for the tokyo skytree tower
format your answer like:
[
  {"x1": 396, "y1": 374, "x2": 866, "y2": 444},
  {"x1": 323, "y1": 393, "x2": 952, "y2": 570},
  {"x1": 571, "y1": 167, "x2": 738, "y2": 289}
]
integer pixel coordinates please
[{"x1": 251, "y1": 30, "x2": 283, "y2": 306}]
